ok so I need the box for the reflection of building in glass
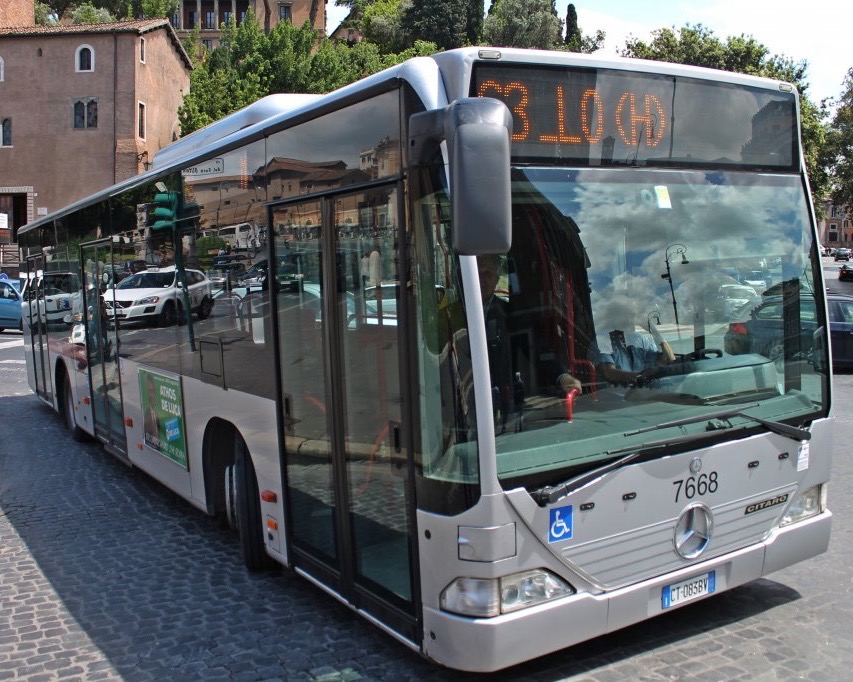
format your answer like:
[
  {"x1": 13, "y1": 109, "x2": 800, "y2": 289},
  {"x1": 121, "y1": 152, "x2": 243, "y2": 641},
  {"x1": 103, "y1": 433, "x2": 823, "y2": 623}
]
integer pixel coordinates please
[
  {"x1": 817, "y1": 200, "x2": 852, "y2": 248},
  {"x1": 185, "y1": 173, "x2": 262, "y2": 230},
  {"x1": 359, "y1": 136, "x2": 400, "y2": 179},
  {"x1": 740, "y1": 100, "x2": 793, "y2": 166}
]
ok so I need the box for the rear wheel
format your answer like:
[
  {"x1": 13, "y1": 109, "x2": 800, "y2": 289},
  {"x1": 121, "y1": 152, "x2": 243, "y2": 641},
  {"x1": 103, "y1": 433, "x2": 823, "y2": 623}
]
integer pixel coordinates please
[
  {"x1": 62, "y1": 372, "x2": 87, "y2": 442},
  {"x1": 197, "y1": 296, "x2": 213, "y2": 320},
  {"x1": 233, "y1": 435, "x2": 274, "y2": 571}
]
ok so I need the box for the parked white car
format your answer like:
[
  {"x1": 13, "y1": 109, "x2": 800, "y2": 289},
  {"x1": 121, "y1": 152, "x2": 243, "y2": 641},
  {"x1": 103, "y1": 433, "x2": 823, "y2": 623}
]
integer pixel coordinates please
[
  {"x1": 103, "y1": 266, "x2": 213, "y2": 326},
  {"x1": 20, "y1": 271, "x2": 82, "y2": 330}
]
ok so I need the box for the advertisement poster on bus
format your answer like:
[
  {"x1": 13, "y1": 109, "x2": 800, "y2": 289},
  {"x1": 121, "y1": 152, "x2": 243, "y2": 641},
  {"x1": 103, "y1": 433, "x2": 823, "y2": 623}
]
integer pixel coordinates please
[{"x1": 139, "y1": 368, "x2": 188, "y2": 469}]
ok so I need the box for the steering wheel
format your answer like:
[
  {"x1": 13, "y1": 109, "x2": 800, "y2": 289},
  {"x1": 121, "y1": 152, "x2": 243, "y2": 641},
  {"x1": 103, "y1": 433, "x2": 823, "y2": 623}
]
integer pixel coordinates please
[
  {"x1": 633, "y1": 366, "x2": 663, "y2": 388},
  {"x1": 683, "y1": 348, "x2": 723, "y2": 361}
]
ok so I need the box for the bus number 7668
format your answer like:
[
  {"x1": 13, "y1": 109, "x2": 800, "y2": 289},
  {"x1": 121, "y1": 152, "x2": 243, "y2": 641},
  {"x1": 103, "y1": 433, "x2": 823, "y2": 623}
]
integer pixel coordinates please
[{"x1": 673, "y1": 472, "x2": 719, "y2": 503}]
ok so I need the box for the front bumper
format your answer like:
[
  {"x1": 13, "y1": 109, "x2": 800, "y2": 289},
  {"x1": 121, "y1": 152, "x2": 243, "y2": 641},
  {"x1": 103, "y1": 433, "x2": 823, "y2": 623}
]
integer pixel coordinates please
[{"x1": 422, "y1": 510, "x2": 831, "y2": 672}]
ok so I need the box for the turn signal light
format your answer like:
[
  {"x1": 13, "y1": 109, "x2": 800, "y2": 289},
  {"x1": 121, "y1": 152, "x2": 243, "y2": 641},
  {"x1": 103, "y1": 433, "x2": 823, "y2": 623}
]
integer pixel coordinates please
[{"x1": 261, "y1": 490, "x2": 278, "y2": 503}]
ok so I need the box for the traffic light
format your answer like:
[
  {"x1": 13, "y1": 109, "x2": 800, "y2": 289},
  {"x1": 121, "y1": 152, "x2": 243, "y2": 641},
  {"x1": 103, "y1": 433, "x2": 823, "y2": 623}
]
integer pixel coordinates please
[{"x1": 151, "y1": 191, "x2": 180, "y2": 232}]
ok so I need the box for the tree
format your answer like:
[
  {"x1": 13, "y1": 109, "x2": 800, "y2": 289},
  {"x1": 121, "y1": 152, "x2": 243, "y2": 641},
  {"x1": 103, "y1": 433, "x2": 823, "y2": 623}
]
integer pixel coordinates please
[
  {"x1": 622, "y1": 24, "x2": 830, "y2": 211},
  {"x1": 563, "y1": 3, "x2": 604, "y2": 53},
  {"x1": 828, "y1": 68, "x2": 853, "y2": 209},
  {"x1": 361, "y1": 0, "x2": 407, "y2": 54},
  {"x1": 140, "y1": 0, "x2": 178, "y2": 19},
  {"x1": 466, "y1": 0, "x2": 484, "y2": 45},
  {"x1": 71, "y1": 2, "x2": 115, "y2": 23},
  {"x1": 482, "y1": 0, "x2": 562, "y2": 49},
  {"x1": 400, "y1": 0, "x2": 468, "y2": 51}
]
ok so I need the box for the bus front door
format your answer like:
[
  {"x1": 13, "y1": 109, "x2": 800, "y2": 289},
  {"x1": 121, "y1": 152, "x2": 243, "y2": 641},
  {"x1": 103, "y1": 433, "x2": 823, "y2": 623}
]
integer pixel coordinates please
[
  {"x1": 275, "y1": 188, "x2": 418, "y2": 642},
  {"x1": 81, "y1": 240, "x2": 130, "y2": 458}
]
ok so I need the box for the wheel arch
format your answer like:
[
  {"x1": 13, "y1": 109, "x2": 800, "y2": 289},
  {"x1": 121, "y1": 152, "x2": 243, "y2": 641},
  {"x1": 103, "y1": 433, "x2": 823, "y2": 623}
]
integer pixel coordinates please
[{"x1": 201, "y1": 417, "x2": 239, "y2": 516}]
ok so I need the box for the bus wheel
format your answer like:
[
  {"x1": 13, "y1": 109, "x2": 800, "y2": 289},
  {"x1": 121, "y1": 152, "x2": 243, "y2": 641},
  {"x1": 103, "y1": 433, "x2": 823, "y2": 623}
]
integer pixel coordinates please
[
  {"x1": 62, "y1": 373, "x2": 87, "y2": 442},
  {"x1": 233, "y1": 435, "x2": 274, "y2": 571}
]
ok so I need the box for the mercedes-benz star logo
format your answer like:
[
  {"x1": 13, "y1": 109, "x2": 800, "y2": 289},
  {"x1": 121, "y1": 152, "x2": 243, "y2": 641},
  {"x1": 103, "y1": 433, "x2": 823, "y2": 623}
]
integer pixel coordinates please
[{"x1": 674, "y1": 503, "x2": 714, "y2": 559}]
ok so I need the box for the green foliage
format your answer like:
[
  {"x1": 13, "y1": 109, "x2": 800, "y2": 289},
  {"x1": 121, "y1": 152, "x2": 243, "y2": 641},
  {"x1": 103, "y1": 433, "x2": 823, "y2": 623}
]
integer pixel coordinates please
[
  {"x1": 140, "y1": 0, "x2": 179, "y2": 18},
  {"x1": 828, "y1": 68, "x2": 853, "y2": 210},
  {"x1": 621, "y1": 23, "x2": 830, "y2": 208},
  {"x1": 483, "y1": 0, "x2": 562, "y2": 49},
  {"x1": 196, "y1": 236, "x2": 226, "y2": 260},
  {"x1": 400, "y1": 0, "x2": 468, "y2": 51},
  {"x1": 562, "y1": 3, "x2": 604, "y2": 53},
  {"x1": 466, "y1": 0, "x2": 484, "y2": 45},
  {"x1": 34, "y1": 2, "x2": 57, "y2": 24},
  {"x1": 361, "y1": 0, "x2": 407, "y2": 54},
  {"x1": 71, "y1": 2, "x2": 115, "y2": 23}
]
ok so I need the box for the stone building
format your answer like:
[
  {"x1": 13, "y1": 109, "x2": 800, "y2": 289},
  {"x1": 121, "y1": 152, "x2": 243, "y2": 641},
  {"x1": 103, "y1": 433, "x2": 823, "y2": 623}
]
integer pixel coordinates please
[
  {"x1": 170, "y1": 1, "x2": 325, "y2": 50},
  {"x1": 0, "y1": 7, "x2": 192, "y2": 244}
]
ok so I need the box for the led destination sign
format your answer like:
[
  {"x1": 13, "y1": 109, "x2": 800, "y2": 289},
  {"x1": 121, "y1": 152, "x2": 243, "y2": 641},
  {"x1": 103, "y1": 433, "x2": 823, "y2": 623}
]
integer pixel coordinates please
[{"x1": 471, "y1": 64, "x2": 797, "y2": 169}]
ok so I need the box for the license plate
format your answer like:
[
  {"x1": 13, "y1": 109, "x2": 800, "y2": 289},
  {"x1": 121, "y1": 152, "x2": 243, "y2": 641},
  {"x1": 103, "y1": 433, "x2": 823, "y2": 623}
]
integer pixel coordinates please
[{"x1": 661, "y1": 570, "x2": 715, "y2": 609}]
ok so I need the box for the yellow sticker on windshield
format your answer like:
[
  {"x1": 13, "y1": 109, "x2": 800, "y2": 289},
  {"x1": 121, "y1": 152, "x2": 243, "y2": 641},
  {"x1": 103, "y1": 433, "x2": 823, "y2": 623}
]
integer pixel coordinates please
[{"x1": 655, "y1": 185, "x2": 672, "y2": 209}]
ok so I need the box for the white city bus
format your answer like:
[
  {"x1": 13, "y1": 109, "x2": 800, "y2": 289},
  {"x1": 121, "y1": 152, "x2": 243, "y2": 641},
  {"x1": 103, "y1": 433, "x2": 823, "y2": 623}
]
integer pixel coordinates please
[{"x1": 18, "y1": 48, "x2": 832, "y2": 672}]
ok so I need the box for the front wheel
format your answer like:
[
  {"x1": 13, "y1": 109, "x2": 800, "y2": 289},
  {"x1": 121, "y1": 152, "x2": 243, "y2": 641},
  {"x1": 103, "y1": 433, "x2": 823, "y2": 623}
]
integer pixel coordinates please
[
  {"x1": 158, "y1": 302, "x2": 177, "y2": 327},
  {"x1": 233, "y1": 435, "x2": 275, "y2": 571}
]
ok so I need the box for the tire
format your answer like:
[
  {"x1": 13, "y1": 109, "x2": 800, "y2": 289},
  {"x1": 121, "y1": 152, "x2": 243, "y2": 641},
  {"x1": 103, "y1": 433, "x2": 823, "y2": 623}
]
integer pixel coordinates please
[
  {"x1": 234, "y1": 435, "x2": 274, "y2": 571},
  {"x1": 197, "y1": 296, "x2": 213, "y2": 320},
  {"x1": 159, "y1": 301, "x2": 177, "y2": 327},
  {"x1": 62, "y1": 372, "x2": 87, "y2": 442}
]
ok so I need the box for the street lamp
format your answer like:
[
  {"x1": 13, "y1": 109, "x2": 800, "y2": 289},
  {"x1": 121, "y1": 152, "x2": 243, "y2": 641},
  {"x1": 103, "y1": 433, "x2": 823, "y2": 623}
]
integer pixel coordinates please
[
  {"x1": 647, "y1": 309, "x2": 661, "y2": 331},
  {"x1": 661, "y1": 244, "x2": 689, "y2": 326}
]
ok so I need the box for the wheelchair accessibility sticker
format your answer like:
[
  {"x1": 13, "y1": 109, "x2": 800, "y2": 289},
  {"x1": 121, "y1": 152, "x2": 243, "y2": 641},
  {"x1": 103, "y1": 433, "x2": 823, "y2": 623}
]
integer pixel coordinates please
[{"x1": 548, "y1": 505, "x2": 573, "y2": 543}]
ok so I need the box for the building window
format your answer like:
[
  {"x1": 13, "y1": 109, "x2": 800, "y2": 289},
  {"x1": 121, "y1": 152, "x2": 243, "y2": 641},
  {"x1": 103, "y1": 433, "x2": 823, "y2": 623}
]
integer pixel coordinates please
[
  {"x1": 140, "y1": 37, "x2": 146, "y2": 63},
  {"x1": 171, "y1": 12, "x2": 180, "y2": 28},
  {"x1": 223, "y1": 10, "x2": 232, "y2": 25},
  {"x1": 138, "y1": 102, "x2": 146, "y2": 139},
  {"x1": 202, "y1": 39, "x2": 214, "y2": 51},
  {"x1": 187, "y1": 10, "x2": 196, "y2": 29},
  {"x1": 1, "y1": 119, "x2": 11, "y2": 147},
  {"x1": 0, "y1": 56, "x2": 4, "y2": 82},
  {"x1": 75, "y1": 45, "x2": 94, "y2": 72},
  {"x1": 204, "y1": 10, "x2": 215, "y2": 29},
  {"x1": 73, "y1": 99, "x2": 98, "y2": 129},
  {"x1": 278, "y1": 3, "x2": 292, "y2": 23}
]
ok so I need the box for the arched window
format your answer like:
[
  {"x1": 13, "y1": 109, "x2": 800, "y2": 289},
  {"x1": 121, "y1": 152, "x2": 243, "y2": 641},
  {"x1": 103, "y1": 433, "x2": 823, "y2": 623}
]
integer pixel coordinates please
[
  {"x1": 72, "y1": 99, "x2": 98, "y2": 129},
  {"x1": 1, "y1": 119, "x2": 11, "y2": 147},
  {"x1": 75, "y1": 45, "x2": 94, "y2": 72}
]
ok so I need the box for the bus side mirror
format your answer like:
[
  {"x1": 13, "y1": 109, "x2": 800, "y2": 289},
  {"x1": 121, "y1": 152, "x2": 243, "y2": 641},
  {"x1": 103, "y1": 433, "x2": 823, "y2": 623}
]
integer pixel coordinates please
[{"x1": 409, "y1": 97, "x2": 513, "y2": 255}]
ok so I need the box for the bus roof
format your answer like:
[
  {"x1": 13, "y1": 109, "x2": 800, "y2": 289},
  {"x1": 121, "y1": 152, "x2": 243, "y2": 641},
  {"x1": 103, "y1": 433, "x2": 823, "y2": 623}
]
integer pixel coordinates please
[{"x1": 19, "y1": 47, "x2": 797, "y2": 237}]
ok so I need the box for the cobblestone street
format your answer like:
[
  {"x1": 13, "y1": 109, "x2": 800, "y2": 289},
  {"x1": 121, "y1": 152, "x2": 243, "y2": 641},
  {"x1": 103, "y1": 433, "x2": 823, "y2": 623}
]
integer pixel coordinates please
[{"x1": 2, "y1": 334, "x2": 852, "y2": 681}]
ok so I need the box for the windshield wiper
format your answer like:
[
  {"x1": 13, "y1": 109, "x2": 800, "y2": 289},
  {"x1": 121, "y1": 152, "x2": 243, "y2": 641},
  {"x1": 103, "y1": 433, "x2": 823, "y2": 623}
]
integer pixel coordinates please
[
  {"x1": 531, "y1": 430, "x2": 718, "y2": 506},
  {"x1": 623, "y1": 405, "x2": 810, "y2": 442},
  {"x1": 531, "y1": 406, "x2": 810, "y2": 506}
]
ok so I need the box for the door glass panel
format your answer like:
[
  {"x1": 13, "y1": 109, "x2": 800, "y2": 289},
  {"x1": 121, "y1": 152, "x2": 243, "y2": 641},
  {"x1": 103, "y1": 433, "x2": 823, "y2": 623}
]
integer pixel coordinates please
[
  {"x1": 338, "y1": 188, "x2": 412, "y2": 603},
  {"x1": 23, "y1": 253, "x2": 50, "y2": 399},
  {"x1": 84, "y1": 239, "x2": 133, "y2": 447},
  {"x1": 275, "y1": 201, "x2": 337, "y2": 563}
]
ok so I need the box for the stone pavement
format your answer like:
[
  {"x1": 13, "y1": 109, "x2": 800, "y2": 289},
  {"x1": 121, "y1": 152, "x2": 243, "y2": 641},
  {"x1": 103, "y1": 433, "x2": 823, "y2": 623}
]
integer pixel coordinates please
[{"x1": 1, "y1": 336, "x2": 852, "y2": 681}]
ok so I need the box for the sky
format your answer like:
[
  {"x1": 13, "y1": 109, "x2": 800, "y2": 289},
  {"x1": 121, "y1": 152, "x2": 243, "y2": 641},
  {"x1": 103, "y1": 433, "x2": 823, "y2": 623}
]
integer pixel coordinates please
[{"x1": 325, "y1": 0, "x2": 850, "y2": 105}]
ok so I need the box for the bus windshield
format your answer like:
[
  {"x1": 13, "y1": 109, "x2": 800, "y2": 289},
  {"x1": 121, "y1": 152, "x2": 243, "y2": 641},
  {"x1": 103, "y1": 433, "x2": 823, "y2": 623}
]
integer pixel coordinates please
[
  {"x1": 498, "y1": 166, "x2": 826, "y2": 483},
  {"x1": 415, "y1": 166, "x2": 827, "y2": 489}
]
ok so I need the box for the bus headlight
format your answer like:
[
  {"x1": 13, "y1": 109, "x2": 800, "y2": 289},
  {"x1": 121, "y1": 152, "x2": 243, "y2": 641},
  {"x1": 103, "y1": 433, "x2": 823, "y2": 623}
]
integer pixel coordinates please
[
  {"x1": 440, "y1": 569, "x2": 574, "y2": 617},
  {"x1": 780, "y1": 485, "x2": 825, "y2": 526}
]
